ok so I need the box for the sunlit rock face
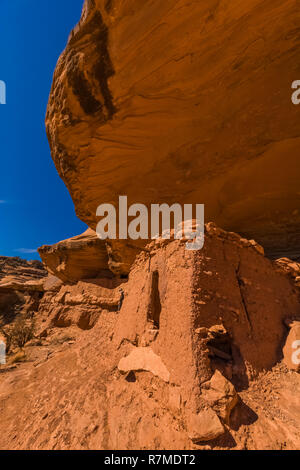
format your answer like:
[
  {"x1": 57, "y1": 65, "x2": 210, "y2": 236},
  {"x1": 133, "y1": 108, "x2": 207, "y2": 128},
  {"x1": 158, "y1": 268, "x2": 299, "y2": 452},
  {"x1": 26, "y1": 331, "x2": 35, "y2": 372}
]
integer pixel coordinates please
[
  {"x1": 1, "y1": 226, "x2": 300, "y2": 450},
  {"x1": 38, "y1": 229, "x2": 110, "y2": 283},
  {"x1": 0, "y1": 257, "x2": 47, "y2": 323},
  {"x1": 46, "y1": 0, "x2": 300, "y2": 260}
]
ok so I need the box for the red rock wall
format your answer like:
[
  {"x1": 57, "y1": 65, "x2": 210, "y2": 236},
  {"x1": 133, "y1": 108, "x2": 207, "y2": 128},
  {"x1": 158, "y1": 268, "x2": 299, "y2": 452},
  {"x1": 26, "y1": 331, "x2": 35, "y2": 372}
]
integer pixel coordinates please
[{"x1": 46, "y1": 0, "x2": 300, "y2": 259}]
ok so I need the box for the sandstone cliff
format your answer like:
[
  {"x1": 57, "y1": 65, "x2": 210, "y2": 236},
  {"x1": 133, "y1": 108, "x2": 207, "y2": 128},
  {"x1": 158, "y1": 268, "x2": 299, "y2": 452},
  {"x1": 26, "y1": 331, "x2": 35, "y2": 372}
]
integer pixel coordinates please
[
  {"x1": 46, "y1": 0, "x2": 300, "y2": 260},
  {"x1": 0, "y1": 257, "x2": 47, "y2": 324},
  {"x1": 0, "y1": 256, "x2": 45, "y2": 286},
  {"x1": 1, "y1": 0, "x2": 300, "y2": 452}
]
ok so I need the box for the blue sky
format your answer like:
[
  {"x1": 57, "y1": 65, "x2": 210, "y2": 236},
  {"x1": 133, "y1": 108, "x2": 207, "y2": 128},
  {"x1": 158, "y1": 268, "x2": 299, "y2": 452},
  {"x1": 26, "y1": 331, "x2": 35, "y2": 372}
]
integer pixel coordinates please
[{"x1": 0, "y1": 0, "x2": 86, "y2": 260}]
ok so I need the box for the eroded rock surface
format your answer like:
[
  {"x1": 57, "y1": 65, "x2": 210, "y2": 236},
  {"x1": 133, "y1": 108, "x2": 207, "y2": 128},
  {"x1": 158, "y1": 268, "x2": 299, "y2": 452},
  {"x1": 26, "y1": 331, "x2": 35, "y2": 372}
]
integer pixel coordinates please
[
  {"x1": 187, "y1": 408, "x2": 225, "y2": 443},
  {"x1": 46, "y1": 0, "x2": 300, "y2": 259},
  {"x1": 38, "y1": 229, "x2": 110, "y2": 283},
  {"x1": 0, "y1": 257, "x2": 46, "y2": 287},
  {"x1": 118, "y1": 347, "x2": 170, "y2": 383},
  {"x1": 201, "y1": 370, "x2": 238, "y2": 423},
  {"x1": 0, "y1": 227, "x2": 300, "y2": 450},
  {"x1": 0, "y1": 257, "x2": 47, "y2": 323},
  {"x1": 1, "y1": 0, "x2": 300, "y2": 451},
  {"x1": 38, "y1": 277, "x2": 123, "y2": 332}
]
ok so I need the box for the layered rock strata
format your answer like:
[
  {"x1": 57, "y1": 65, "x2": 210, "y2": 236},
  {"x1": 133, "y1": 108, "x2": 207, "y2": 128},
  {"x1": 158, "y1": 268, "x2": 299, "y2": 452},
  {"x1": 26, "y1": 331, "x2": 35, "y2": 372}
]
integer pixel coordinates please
[
  {"x1": 0, "y1": 257, "x2": 47, "y2": 323},
  {"x1": 38, "y1": 229, "x2": 110, "y2": 283},
  {"x1": 46, "y1": 0, "x2": 300, "y2": 260}
]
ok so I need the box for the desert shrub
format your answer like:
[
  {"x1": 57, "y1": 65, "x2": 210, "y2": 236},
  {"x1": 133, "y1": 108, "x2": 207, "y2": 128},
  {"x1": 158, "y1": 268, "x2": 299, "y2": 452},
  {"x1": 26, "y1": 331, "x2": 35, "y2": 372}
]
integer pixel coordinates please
[
  {"x1": 9, "y1": 317, "x2": 35, "y2": 348},
  {"x1": 0, "y1": 316, "x2": 35, "y2": 351}
]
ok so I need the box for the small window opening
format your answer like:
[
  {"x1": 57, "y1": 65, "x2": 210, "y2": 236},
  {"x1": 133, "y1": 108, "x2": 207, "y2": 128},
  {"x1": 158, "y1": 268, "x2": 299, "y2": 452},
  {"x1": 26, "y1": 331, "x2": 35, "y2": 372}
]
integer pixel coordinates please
[
  {"x1": 147, "y1": 270, "x2": 161, "y2": 329},
  {"x1": 207, "y1": 329, "x2": 232, "y2": 362}
]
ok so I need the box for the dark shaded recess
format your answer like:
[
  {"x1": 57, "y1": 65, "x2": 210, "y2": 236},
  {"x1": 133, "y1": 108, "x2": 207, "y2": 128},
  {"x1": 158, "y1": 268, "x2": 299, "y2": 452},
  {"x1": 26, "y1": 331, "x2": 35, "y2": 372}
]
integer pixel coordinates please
[
  {"x1": 230, "y1": 344, "x2": 249, "y2": 391},
  {"x1": 198, "y1": 427, "x2": 237, "y2": 449},
  {"x1": 147, "y1": 271, "x2": 162, "y2": 329},
  {"x1": 92, "y1": 11, "x2": 117, "y2": 119},
  {"x1": 100, "y1": 302, "x2": 119, "y2": 313},
  {"x1": 105, "y1": 0, "x2": 113, "y2": 13},
  {"x1": 230, "y1": 398, "x2": 258, "y2": 431},
  {"x1": 77, "y1": 311, "x2": 96, "y2": 330},
  {"x1": 67, "y1": 11, "x2": 116, "y2": 119},
  {"x1": 208, "y1": 330, "x2": 249, "y2": 391},
  {"x1": 68, "y1": 67, "x2": 103, "y2": 115},
  {"x1": 207, "y1": 331, "x2": 232, "y2": 361},
  {"x1": 125, "y1": 371, "x2": 136, "y2": 383},
  {"x1": 0, "y1": 290, "x2": 24, "y2": 325}
]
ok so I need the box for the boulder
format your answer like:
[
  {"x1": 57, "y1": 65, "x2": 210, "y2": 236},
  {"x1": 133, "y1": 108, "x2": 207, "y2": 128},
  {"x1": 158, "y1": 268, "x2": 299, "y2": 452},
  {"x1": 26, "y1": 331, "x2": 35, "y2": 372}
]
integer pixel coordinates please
[
  {"x1": 118, "y1": 347, "x2": 170, "y2": 382},
  {"x1": 201, "y1": 370, "x2": 238, "y2": 422},
  {"x1": 42, "y1": 275, "x2": 63, "y2": 292},
  {"x1": 38, "y1": 228, "x2": 110, "y2": 283},
  {"x1": 187, "y1": 408, "x2": 224, "y2": 443}
]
